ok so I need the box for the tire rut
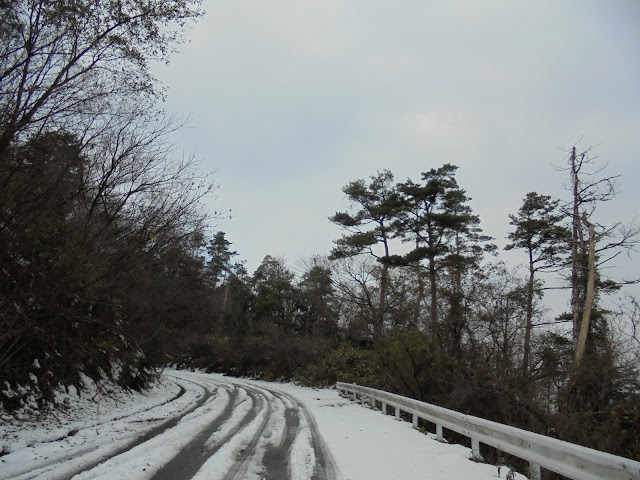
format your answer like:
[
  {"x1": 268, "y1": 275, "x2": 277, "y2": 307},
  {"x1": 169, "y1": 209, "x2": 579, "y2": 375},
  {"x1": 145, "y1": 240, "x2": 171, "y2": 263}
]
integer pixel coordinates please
[
  {"x1": 150, "y1": 385, "x2": 243, "y2": 480},
  {"x1": 60, "y1": 374, "x2": 339, "y2": 480},
  {"x1": 270, "y1": 389, "x2": 339, "y2": 480},
  {"x1": 221, "y1": 386, "x2": 273, "y2": 480},
  {"x1": 58, "y1": 382, "x2": 211, "y2": 480},
  {"x1": 261, "y1": 406, "x2": 299, "y2": 480}
]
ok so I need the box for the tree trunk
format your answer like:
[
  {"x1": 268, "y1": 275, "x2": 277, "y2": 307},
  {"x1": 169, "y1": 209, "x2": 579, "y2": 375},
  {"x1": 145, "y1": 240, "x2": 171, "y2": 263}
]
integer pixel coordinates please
[
  {"x1": 413, "y1": 262, "x2": 425, "y2": 328},
  {"x1": 523, "y1": 252, "x2": 535, "y2": 378},
  {"x1": 569, "y1": 147, "x2": 582, "y2": 348},
  {"x1": 219, "y1": 282, "x2": 229, "y2": 325},
  {"x1": 451, "y1": 233, "x2": 464, "y2": 352},
  {"x1": 429, "y1": 256, "x2": 438, "y2": 333},
  {"x1": 375, "y1": 262, "x2": 388, "y2": 342},
  {"x1": 574, "y1": 219, "x2": 596, "y2": 367}
]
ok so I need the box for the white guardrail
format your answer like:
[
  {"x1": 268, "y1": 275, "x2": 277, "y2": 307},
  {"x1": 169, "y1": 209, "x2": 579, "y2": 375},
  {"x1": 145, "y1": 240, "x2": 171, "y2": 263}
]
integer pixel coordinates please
[{"x1": 336, "y1": 382, "x2": 640, "y2": 480}]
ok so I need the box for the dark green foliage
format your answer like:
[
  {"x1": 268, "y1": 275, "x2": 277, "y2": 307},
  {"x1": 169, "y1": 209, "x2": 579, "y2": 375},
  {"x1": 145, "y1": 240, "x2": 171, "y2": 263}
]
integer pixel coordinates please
[
  {"x1": 205, "y1": 231, "x2": 238, "y2": 288},
  {"x1": 294, "y1": 344, "x2": 376, "y2": 387},
  {"x1": 329, "y1": 169, "x2": 400, "y2": 262},
  {"x1": 191, "y1": 331, "x2": 330, "y2": 382},
  {"x1": 0, "y1": 130, "x2": 212, "y2": 409},
  {"x1": 329, "y1": 170, "x2": 403, "y2": 343},
  {"x1": 505, "y1": 192, "x2": 569, "y2": 264},
  {"x1": 391, "y1": 164, "x2": 494, "y2": 348},
  {"x1": 506, "y1": 192, "x2": 570, "y2": 377},
  {"x1": 251, "y1": 255, "x2": 298, "y2": 331},
  {"x1": 298, "y1": 264, "x2": 339, "y2": 337}
]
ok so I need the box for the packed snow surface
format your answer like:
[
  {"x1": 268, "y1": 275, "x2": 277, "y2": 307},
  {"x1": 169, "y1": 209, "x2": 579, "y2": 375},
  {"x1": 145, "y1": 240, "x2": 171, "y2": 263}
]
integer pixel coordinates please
[{"x1": 1, "y1": 370, "x2": 524, "y2": 479}]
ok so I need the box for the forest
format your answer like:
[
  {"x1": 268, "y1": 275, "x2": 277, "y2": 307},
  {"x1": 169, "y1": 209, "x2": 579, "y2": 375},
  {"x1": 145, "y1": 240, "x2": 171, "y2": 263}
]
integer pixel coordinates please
[{"x1": 1, "y1": 0, "x2": 639, "y2": 470}]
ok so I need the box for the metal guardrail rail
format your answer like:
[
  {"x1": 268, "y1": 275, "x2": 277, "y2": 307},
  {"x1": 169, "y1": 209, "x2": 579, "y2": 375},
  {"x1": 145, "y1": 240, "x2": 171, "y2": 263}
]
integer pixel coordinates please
[{"x1": 336, "y1": 382, "x2": 640, "y2": 480}]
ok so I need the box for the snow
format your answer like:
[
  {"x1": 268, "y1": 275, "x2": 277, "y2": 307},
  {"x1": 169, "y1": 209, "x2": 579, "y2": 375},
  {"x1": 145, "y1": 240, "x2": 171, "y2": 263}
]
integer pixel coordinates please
[
  {"x1": 288, "y1": 415, "x2": 316, "y2": 480},
  {"x1": 0, "y1": 370, "x2": 525, "y2": 480},
  {"x1": 250, "y1": 379, "x2": 524, "y2": 480}
]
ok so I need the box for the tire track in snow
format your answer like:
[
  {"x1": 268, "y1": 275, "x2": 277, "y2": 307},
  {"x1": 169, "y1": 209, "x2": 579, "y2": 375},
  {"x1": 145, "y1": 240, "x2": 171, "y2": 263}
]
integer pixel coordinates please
[
  {"x1": 3, "y1": 376, "x2": 210, "y2": 480},
  {"x1": 261, "y1": 405, "x2": 299, "y2": 480},
  {"x1": 218, "y1": 386, "x2": 273, "y2": 480},
  {"x1": 2, "y1": 372, "x2": 338, "y2": 480},
  {"x1": 271, "y1": 389, "x2": 339, "y2": 480},
  {"x1": 150, "y1": 385, "x2": 258, "y2": 479},
  {"x1": 63, "y1": 376, "x2": 218, "y2": 480},
  {"x1": 185, "y1": 378, "x2": 338, "y2": 480},
  {"x1": 68, "y1": 374, "x2": 233, "y2": 480}
]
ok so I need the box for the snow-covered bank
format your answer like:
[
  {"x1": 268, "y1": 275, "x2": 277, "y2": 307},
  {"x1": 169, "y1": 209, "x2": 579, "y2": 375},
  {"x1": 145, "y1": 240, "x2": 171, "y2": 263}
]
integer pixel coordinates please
[{"x1": 1, "y1": 370, "x2": 524, "y2": 479}]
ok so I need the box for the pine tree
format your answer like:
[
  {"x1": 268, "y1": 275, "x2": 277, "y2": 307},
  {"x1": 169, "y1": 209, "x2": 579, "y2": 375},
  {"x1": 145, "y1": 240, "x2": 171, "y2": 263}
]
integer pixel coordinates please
[
  {"x1": 298, "y1": 261, "x2": 339, "y2": 337},
  {"x1": 506, "y1": 192, "x2": 569, "y2": 377},
  {"x1": 252, "y1": 255, "x2": 298, "y2": 330},
  {"x1": 394, "y1": 164, "x2": 492, "y2": 348},
  {"x1": 206, "y1": 232, "x2": 238, "y2": 289},
  {"x1": 329, "y1": 170, "x2": 401, "y2": 342}
]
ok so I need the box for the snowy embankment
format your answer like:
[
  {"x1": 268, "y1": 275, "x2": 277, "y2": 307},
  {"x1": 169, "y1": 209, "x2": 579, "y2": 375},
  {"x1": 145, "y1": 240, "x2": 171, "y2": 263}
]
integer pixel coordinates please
[{"x1": 1, "y1": 370, "x2": 524, "y2": 480}]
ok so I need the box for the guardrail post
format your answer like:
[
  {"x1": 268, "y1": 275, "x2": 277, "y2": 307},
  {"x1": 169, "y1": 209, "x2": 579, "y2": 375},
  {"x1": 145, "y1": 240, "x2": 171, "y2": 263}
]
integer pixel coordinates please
[
  {"x1": 436, "y1": 424, "x2": 443, "y2": 441},
  {"x1": 352, "y1": 391, "x2": 357, "y2": 401},
  {"x1": 529, "y1": 462, "x2": 541, "y2": 480},
  {"x1": 412, "y1": 413, "x2": 418, "y2": 428},
  {"x1": 395, "y1": 406, "x2": 400, "y2": 420},
  {"x1": 381, "y1": 402, "x2": 386, "y2": 414},
  {"x1": 369, "y1": 396, "x2": 375, "y2": 408},
  {"x1": 471, "y1": 437, "x2": 482, "y2": 460}
]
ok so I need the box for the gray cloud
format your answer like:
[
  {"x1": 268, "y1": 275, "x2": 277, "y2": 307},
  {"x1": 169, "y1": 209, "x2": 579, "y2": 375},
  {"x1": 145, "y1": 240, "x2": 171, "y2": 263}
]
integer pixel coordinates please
[{"x1": 155, "y1": 0, "x2": 640, "y2": 289}]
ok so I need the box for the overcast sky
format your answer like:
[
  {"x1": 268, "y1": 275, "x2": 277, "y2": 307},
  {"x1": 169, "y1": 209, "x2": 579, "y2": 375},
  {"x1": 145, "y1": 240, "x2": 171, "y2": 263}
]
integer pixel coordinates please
[{"x1": 154, "y1": 0, "x2": 640, "y2": 289}]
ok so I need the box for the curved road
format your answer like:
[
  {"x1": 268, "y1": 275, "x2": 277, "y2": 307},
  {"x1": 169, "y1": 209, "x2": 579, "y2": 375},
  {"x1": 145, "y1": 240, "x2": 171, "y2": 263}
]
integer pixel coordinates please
[
  {"x1": 149, "y1": 372, "x2": 338, "y2": 480},
  {"x1": 1, "y1": 370, "x2": 338, "y2": 480}
]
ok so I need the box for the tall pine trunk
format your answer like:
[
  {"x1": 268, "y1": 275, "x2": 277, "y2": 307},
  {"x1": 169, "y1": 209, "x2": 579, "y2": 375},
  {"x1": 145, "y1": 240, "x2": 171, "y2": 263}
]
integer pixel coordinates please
[
  {"x1": 429, "y1": 256, "x2": 438, "y2": 334},
  {"x1": 375, "y1": 262, "x2": 388, "y2": 343},
  {"x1": 523, "y1": 253, "x2": 534, "y2": 378}
]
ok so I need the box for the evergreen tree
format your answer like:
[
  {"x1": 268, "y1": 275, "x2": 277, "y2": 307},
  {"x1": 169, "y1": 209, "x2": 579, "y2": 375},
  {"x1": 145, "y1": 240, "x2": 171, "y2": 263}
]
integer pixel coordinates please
[
  {"x1": 298, "y1": 261, "x2": 339, "y2": 337},
  {"x1": 394, "y1": 164, "x2": 492, "y2": 349},
  {"x1": 252, "y1": 255, "x2": 298, "y2": 331},
  {"x1": 206, "y1": 232, "x2": 238, "y2": 289},
  {"x1": 506, "y1": 192, "x2": 569, "y2": 377},
  {"x1": 329, "y1": 170, "x2": 401, "y2": 342}
]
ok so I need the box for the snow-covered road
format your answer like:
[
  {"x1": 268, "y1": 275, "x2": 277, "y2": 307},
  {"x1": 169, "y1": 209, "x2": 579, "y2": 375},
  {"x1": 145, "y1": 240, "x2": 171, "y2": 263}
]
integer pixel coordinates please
[{"x1": 1, "y1": 370, "x2": 523, "y2": 480}]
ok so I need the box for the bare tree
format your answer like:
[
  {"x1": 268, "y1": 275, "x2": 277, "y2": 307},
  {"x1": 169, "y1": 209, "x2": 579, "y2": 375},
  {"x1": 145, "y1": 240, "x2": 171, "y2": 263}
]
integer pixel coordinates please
[
  {"x1": 331, "y1": 256, "x2": 381, "y2": 343},
  {"x1": 0, "y1": 0, "x2": 218, "y2": 409},
  {"x1": 0, "y1": 0, "x2": 203, "y2": 154},
  {"x1": 561, "y1": 145, "x2": 639, "y2": 367}
]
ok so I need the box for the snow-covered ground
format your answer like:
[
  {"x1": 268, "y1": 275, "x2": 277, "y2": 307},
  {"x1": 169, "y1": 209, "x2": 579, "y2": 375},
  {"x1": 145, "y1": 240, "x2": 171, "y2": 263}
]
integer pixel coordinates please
[{"x1": 1, "y1": 370, "x2": 524, "y2": 479}]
